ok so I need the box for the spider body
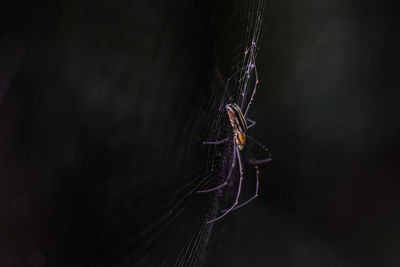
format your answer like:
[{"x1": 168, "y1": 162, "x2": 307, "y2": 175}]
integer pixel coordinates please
[
  {"x1": 200, "y1": 54, "x2": 272, "y2": 223},
  {"x1": 201, "y1": 100, "x2": 272, "y2": 223},
  {"x1": 226, "y1": 103, "x2": 247, "y2": 150}
]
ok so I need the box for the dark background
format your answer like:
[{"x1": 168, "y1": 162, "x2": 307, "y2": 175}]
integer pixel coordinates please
[{"x1": 1, "y1": 0, "x2": 399, "y2": 266}]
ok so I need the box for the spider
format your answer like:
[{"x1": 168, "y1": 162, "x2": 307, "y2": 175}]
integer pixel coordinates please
[{"x1": 199, "y1": 70, "x2": 272, "y2": 224}]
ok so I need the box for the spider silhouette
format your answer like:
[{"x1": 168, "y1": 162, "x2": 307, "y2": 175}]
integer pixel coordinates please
[{"x1": 199, "y1": 66, "x2": 272, "y2": 224}]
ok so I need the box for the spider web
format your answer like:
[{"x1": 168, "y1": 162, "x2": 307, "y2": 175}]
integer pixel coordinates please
[
  {"x1": 0, "y1": 0, "x2": 269, "y2": 266},
  {"x1": 71, "y1": 1, "x2": 269, "y2": 266},
  {"x1": 199, "y1": 0, "x2": 268, "y2": 203},
  {"x1": 126, "y1": 1, "x2": 268, "y2": 266}
]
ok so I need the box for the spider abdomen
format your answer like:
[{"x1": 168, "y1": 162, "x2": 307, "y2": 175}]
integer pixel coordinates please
[{"x1": 226, "y1": 103, "x2": 247, "y2": 150}]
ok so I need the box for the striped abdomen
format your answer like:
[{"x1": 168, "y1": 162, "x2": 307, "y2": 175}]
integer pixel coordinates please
[{"x1": 226, "y1": 103, "x2": 247, "y2": 150}]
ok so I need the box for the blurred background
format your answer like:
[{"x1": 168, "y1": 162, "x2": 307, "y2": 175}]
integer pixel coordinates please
[{"x1": 1, "y1": 0, "x2": 399, "y2": 266}]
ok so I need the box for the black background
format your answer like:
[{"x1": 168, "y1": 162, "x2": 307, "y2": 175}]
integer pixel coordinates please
[{"x1": 1, "y1": 0, "x2": 399, "y2": 266}]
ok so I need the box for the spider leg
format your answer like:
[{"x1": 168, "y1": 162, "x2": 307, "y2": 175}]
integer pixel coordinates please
[
  {"x1": 249, "y1": 158, "x2": 272, "y2": 165},
  {"x1": 244, "y1": 57, "x2": 259, "y2": 118},
  {"x1": 226, "y1": 165, "x2": 260, "y2": 212},
  {"x1": 203, "y1": 137, "x2": 229, "y2": 145},
  {"x1": 246, "y1": 118, "x2": 256, "y2": 129},
  {"x1": 226, "y1": 148, "x2": 263, "y2": 212},
  {"x1": 206, "y1": 145, "x2": 244, "y2": 224},
  {"x1": 197, "y1": 144, "x2": 237, "y2": 193},
  {"x1": 246, "y1": 135, "x2": 272, "y2": 162}
]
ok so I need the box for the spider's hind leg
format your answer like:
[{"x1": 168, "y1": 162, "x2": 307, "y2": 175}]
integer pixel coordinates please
[
  {"x1": 206, "y1": 146, "x2": 244, "y2": 224},
  {"x1": 203, "y1": 137, "x2": 229, "y2": 145},
  {"x1": 221, "y1": 148, "x2": 262, "y2": 213},
  {"x1": 225, "y1": 165, "x2": 260, "y2": 212},
  {"x1": 246, "y1": 118, "x2": 256, "y2": 129},
  {"x1": 246, "y1": 135, "x2": 272, "y2": 164},
  {"x1": 197, "y1": 144, "x2": 237, "y2": 193},
  {"x1": 248, "y1": 157, "x2": 272, "y2": 165}
]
